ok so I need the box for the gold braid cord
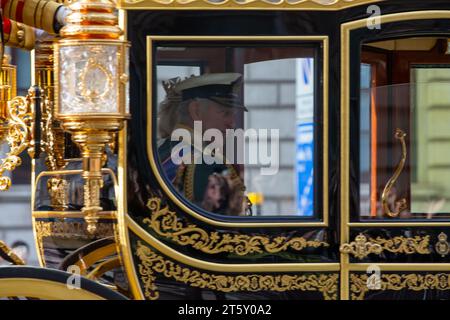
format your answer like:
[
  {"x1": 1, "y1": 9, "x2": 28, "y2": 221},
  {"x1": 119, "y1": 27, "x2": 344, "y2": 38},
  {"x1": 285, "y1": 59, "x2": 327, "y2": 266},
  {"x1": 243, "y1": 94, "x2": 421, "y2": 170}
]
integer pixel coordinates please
[
  {"x1": 143, "y1": 197, "x2": 328, "y2": 256},
  {"x1": 350, "y1": 273, "x2": 450, "y2": 300},
  {"x1": 135, "y1": 241, "x2": 338, "y2": 300},
  {"x1": 370, "y1": 236, "x2": 431, "y2": 255},
  {"x1": 0, "y1": 96, "x2": 31, "y2": 191}
]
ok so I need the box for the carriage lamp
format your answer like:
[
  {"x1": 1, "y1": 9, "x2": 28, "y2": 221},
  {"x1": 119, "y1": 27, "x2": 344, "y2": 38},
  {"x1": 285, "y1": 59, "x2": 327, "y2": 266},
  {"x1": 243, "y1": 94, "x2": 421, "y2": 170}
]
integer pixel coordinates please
[{"x1": 55, "y1": 0, "x2": 130, "y2": 233}]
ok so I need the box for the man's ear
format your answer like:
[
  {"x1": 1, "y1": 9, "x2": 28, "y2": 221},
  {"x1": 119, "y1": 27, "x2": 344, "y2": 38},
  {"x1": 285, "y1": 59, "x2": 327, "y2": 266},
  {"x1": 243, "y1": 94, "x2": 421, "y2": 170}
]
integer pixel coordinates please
[{"x1": 188, "y1": 100, "x2": 202, "y2": 121}]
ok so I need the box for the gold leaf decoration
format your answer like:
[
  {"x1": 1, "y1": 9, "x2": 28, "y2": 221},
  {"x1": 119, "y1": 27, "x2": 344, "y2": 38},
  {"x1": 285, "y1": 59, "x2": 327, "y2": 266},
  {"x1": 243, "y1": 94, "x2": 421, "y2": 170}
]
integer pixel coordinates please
[
  {"x1": 339, "y1": 234, "x2": 382, "y2": 259},
  {"x1": 135, "y1": 240, "x2": 338, "y2": 300},
  {"x1": 350, "y1": 273, "x2": 450, "y2": 300},
  {"x1": 34, "y1": 220, "x2": 114, "y2": 265},
  {"x1": 34, "y1": 221, "x2": 53, "y2": 262},
  {"x1": 143, "y1": 197, "x2": 328, "y2": 256},
  {"x1": 369, "y1": 235, "x2": 430, "y2": 255}
]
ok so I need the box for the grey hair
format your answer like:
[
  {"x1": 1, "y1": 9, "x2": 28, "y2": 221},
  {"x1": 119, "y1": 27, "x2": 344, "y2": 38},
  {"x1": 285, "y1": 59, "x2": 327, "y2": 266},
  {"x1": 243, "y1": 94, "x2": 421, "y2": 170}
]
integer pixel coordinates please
[{"x1": 158, "y1": 98, "x2": 210, "y2": 139}]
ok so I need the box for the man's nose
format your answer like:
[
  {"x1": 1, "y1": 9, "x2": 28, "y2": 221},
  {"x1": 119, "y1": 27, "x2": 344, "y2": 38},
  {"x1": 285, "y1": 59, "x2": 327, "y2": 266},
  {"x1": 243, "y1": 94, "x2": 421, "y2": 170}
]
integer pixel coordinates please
[{"x1": 224, "y1": 113, "x2": 235, "y2": 128}]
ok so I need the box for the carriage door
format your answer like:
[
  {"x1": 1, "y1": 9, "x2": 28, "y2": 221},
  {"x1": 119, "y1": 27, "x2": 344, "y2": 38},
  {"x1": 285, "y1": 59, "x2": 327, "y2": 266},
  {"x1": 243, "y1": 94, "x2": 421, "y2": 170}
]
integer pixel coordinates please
[
  {"x1": 340, "y1": 12, "x2": 450, "y2": 300},
  {"x1": 120, "y1": 6, "x2": 342, "y2": 300}
]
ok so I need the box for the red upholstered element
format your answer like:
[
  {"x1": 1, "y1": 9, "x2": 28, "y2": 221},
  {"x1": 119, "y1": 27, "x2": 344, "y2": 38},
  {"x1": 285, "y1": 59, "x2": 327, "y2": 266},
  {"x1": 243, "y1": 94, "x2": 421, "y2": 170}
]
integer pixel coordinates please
[
  {"x1": 15, "y1": 0, "x2": 25, "y2": 22},
  {"x1": 3, "y1": 17, "x2": 11, "y2": 34}
]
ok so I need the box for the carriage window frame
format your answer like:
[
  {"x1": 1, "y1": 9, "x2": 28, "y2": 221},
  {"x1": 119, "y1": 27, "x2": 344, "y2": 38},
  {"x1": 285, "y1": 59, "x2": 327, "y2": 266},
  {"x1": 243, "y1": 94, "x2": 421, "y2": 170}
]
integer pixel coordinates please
[
  {"x1": 344, "y1": 16, "x2": 450, "y2": 224},
  {"x1": 147, "y1": 36, "x2": 329, "y2": 227}
]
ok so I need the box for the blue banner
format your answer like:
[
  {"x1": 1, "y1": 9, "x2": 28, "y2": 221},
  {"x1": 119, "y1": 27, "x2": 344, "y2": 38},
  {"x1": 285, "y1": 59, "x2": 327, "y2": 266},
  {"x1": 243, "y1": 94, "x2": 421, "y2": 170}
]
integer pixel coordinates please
[{"x1": 296, "y1": 123, "x2": 314, "y2": 216}]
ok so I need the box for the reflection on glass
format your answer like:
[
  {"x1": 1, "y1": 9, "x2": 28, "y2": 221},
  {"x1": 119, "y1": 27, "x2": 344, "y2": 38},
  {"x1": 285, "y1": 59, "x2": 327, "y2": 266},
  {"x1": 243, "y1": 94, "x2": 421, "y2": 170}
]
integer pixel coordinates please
[
  {"x1": 34, "y1": 159, "x2": 117, "y2": 211},
  {"x1": 359, "y1": 67, "x2": 450, "y2": 219},
  {"x1": 155, "y1": 45, "x2": 317, "y2": 217},
  {"x1": 411, "y1": 67, "x2": 450, "y2": 215},
  {"x1": 360, "y1": 64, "x2": 372, "y2": 216}
]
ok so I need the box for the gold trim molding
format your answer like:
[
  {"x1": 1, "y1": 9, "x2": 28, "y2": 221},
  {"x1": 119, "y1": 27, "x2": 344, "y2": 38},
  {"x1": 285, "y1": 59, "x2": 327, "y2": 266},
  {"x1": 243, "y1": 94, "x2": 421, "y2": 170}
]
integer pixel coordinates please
[
  {"x1": 0, "y1": 278, "x2": 106, "y2": 300},
  {"x1": 119, "y1": 0, "x2": 383, "y2": 10},
  {"x1": 135, "y1": 240, "x2": 339, "y2": 300},
  {"x1": 34, "y1": 220, "x2": 115, "y2": 264},
  {"x1": 128, "y1": 214, "x2": 340, "y2": 272},
  {"x1": 143, "y1": 197, "x2": 329, "y2": 255},
  {"x1": 350, "y1": 273, "x2": 450, "y2": 300}
]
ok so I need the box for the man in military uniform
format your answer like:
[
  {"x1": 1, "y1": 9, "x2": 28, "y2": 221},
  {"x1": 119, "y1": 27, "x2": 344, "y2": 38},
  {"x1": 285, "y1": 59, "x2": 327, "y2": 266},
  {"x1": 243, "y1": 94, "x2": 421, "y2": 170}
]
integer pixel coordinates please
[{"x1": 158, "y1": 73, "x2": 251, "y2": 216}]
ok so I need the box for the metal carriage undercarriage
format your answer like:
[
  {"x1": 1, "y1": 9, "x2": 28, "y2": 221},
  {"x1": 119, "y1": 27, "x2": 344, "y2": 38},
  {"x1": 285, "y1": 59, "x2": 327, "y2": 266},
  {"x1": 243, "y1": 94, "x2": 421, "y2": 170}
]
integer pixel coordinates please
[{"x1": 2, "y1": 0, "x2": 450, "y2": 300}]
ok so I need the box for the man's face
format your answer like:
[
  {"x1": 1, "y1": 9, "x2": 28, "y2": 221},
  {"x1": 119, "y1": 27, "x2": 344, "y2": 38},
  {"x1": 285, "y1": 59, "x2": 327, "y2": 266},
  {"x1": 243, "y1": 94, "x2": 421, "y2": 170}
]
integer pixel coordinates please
[{"x1": 196, "y1": 99, "x2": 241, "y2": 133}]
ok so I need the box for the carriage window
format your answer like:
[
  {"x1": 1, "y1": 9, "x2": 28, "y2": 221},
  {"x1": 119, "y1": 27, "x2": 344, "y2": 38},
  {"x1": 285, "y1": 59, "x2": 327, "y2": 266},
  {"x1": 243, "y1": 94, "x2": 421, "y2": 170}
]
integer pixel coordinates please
[
  {"x1": 359, "y1": 37, "x2": 450, "y2": 220},
  {"x1": 154, "y1": 44, "x2": 321, "y2": 218}
]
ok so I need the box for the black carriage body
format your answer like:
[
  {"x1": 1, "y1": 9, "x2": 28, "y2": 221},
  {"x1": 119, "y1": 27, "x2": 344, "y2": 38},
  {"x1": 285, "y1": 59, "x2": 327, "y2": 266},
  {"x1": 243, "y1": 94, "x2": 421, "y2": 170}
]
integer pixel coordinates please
[{"x1": 29, "y1": 0, "x2": 450, "y2": 300}]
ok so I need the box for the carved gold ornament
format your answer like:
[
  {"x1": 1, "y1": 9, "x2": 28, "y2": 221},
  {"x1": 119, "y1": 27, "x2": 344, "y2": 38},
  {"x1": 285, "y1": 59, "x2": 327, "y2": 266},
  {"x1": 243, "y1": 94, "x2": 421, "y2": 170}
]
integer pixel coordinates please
[
  {"x1": 435, "y1": 233, "x2": 450, "y2": 257},
  {"x1": 0, "y1": 96, "x2": 32, "y2": 191},
  {"x1": 47, "y1": 177, "x2": 69, "y2": 211},
  {"x1": 36, "y1": 79, "x2": 69, "y2": 211},
  {"x1": 135, "y1": 240, "x2": 338, "y2": 300},
  {"x1": 34, "y1": 220, "x2": 114, "y2": 264},
  {"x1": 350, "y1": 273, "x2": 450, "y2": 300},
  {"x1": 143, "y1": 197, "x2": 328, "y2": 256},
  {"x1": 79, "y1": 58, "x2": 113, "y2": 103},
  {"x1": 340, "y1": 234, "x2": 430, "y2": 259},
  {"x1": 340, "y1": 234, "x2": 382, "y2": 259},
  {"x1": 369, "y1": 235, "x2": 430, "y2": 255},
  {"x1": 0, "y1": 84, "x2": 56, "y2": 192}
]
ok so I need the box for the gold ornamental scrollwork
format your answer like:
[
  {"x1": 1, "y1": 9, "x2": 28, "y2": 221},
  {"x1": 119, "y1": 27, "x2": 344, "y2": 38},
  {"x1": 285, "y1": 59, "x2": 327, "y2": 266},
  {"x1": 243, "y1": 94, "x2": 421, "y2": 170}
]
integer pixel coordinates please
[
  {"x1": 135, "y1": 240, "x2": 338, "y2": 300},
  {"x1": 340, "y1": 234, "x2": 430, "y2": 259},
  {"x1": 350, "y1": 273, "x2": 450, "y2": 300},
  {"x1": 34, "y1": 220, "x2": 115, "y2": 263},
  {"x1": 369, "y1": 235, "x2": 431, "y2": 255},
  {"x1": 0, "y1": 96, "x2": 31, "y2": 191},
  {"x1": 143, "y1": 197, "x2": 328, "y2": 256},
  {"x1": 339, "y1": 234, "x2": 382, "y2": 259}
]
